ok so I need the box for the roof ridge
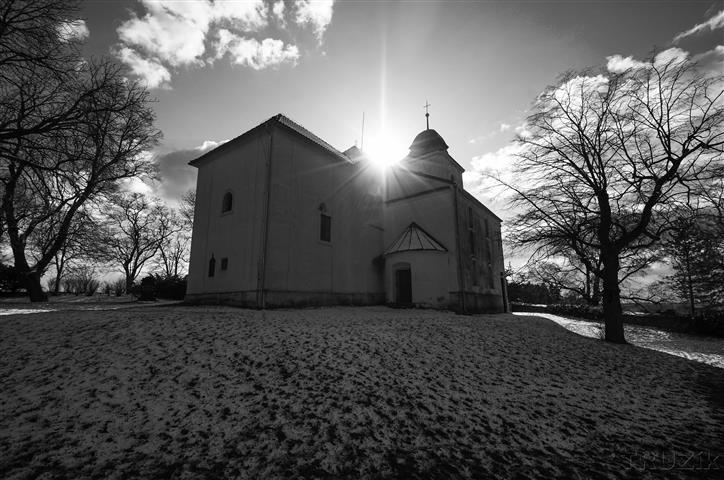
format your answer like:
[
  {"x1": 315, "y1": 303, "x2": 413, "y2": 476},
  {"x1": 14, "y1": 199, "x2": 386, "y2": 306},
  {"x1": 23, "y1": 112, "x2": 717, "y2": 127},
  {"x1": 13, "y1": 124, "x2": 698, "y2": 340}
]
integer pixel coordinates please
[{"x1": 273, "y1": 114, "x2": 349, "y2": 162}]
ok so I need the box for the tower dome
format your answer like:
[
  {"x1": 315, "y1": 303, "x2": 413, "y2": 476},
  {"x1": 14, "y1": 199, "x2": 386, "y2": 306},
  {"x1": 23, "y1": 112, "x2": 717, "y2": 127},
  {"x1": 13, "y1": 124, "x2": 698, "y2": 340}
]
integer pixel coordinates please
[{"x1": 408, "y1": 129, "x2": 449, "y2": 157}]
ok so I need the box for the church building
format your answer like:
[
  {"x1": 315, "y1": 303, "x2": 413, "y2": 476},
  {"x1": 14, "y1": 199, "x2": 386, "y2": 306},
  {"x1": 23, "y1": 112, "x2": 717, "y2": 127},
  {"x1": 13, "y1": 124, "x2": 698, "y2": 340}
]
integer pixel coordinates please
[{"x1": 186, "y1": 112, "x2": 508, "y2": 313}]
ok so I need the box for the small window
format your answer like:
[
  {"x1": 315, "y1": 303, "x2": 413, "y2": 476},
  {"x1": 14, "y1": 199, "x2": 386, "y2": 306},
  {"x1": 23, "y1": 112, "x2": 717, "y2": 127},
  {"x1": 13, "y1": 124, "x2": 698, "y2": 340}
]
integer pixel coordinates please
[
  {"x1": 472, "y1": 259, "x2": 479, "y2": 286},
  {"x1": 467, "y1": 207, "x2": 474, "y2": 229},
  {"x1": 320, "y1": 213, "x2": 331, "y2": 242},
  {"x1": 484, "y1": 219, "x2": 490, "y2": 238},
  {"x1": 221, "y1": 258, "x2": 228, "y2": 271},
  {"x1": 221, "y1": 192, "x2": 233, "y2": 213},
  {"x1": 208, "y1": 255, "x2": 216, "y2": 277}
]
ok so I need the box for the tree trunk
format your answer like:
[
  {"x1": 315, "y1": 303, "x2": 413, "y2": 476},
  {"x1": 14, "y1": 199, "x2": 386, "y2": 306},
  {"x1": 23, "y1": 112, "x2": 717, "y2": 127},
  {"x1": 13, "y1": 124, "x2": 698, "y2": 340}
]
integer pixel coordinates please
[
  {"x1": 125, "y1": 275, "x2": 134, "y2": 295},
  {"x1": 24, "y1": 271, "x2": 48, "y2": 302},
  {"x1": 601, "y1": 251, "x2": 625, "y2": 343}
]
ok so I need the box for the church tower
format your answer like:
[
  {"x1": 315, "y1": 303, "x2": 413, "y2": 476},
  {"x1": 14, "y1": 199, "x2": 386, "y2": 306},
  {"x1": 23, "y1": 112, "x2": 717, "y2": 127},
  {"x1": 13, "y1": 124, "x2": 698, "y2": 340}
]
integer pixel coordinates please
[{"x1": 383, "y1": 106, "x2": 507, "y2": 312}]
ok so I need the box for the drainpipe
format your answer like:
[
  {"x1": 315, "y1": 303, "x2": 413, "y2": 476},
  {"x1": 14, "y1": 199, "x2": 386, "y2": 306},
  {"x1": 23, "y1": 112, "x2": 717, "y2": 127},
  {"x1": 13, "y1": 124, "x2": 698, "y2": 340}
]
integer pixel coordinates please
[
  {"x1": 452, "y1": 181, "x2": 466, "y2": 314},
  {"x1": 257, "y1": 124, "x2": 274, "y2": 309}
]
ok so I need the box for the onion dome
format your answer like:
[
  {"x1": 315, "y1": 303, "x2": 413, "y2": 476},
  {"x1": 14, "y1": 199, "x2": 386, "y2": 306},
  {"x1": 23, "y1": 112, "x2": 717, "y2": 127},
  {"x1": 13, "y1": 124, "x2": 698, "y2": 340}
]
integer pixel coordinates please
[{"x1": 408, "y1": 129, "x2": 449, "y2": 157}]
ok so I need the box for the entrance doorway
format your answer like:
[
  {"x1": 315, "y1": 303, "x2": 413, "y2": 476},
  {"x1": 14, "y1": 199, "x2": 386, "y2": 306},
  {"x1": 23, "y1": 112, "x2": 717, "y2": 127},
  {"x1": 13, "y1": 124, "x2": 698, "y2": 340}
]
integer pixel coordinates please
[{"x1": 395, "y1": 267, "x2": 412, "y2": 305}]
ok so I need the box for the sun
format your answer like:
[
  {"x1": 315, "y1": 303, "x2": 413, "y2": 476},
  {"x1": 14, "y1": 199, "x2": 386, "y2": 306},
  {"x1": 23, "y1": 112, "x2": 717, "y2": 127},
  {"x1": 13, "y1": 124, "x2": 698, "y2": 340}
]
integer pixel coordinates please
[{"x1": 364, "y1": 132, "x2": 407, "y2": 169}]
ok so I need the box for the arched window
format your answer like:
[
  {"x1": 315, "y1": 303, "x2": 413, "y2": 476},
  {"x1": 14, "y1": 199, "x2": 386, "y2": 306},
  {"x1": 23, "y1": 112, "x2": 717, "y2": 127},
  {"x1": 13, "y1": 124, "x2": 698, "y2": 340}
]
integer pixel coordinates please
[
  {"x1": 221, "y1": 192, "x2": 233, "y2": 213},
  {"x1": 208, "y1": 255, "x2": 216, "y2": 277}
]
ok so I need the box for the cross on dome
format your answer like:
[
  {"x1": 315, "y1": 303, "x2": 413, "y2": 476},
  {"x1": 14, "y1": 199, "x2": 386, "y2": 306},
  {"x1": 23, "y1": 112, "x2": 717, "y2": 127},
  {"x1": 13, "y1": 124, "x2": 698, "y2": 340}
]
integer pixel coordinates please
[{"x1": 424, "y1": 100, "x2": 431, "y2": 130}]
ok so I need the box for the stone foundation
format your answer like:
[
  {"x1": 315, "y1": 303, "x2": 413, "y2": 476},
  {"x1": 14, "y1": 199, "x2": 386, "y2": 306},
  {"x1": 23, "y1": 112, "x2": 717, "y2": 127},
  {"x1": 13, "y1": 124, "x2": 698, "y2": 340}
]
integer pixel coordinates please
[{"x1": 185, "y1": 290, "x2": 385, "y2": 308}]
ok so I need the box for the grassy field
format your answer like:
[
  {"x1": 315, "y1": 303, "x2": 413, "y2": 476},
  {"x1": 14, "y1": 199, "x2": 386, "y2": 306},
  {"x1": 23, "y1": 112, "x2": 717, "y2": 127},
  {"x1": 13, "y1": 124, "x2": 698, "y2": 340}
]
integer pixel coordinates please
[{"x1": 1, "y1": 306, "x2": 723, "y2": 479}]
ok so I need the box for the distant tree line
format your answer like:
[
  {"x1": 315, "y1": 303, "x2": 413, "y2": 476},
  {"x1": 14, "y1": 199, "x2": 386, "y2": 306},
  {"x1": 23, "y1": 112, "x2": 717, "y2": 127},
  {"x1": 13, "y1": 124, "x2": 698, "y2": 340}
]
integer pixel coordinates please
[{"x1": 0, "y1": 0, "x2": 196, "y2": 300}]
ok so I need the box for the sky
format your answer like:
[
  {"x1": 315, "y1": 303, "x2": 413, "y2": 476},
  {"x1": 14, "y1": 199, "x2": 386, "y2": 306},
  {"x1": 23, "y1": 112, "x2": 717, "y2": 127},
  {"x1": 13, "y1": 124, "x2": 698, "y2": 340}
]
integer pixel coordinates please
[{"x1": 75, "y1": 0, "x2": 724, "y2": 205}]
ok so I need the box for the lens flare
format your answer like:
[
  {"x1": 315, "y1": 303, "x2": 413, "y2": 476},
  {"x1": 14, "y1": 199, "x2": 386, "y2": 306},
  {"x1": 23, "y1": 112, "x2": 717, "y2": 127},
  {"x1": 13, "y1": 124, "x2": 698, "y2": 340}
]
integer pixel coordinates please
[{"x1": 365, "y1": 132, "x2": 407, "y2": 169}]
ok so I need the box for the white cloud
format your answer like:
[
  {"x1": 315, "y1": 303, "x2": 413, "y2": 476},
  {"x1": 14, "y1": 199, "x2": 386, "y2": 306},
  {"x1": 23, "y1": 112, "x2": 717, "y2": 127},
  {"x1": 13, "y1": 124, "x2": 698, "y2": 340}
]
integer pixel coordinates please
[
  {"x1": 294, "y1": 0, "x2": 334, "y2": 40},
  {"x1": 606, "y1": 48, "x2": 691, "y2": 74},
  {"x1": 606, "y1": 54, "x2": 648, "y2": 73},
  {"x1": 212, "y1": 0, "x2": 268, "y2": 30},
  {"x1": 272, "y1": 0, "x2": 286, "y2": 25},
  {"x1": 673, "y1": 10, "x2": 724, "y2": 43},
  {"x1": 466, "y1": 144, "x2": 525, "y2": 220},
  {"x1": 653, "y1": 47, "x2": 688, "y2": 67},
  {"x1": 499, "y1": 123, "x2": 511, "y2": 132},
  {"x1": 114, "y1": 1, "x2": 334, "y2": 88},
  {"x1": 116, "y1": 47, "x2": 172, "y2": 89},
  {"x1": 119, "y1": 165, "x2": 154, "y2": 195},
  {"x1": 514, "y1": 122, "x2": 531, "y2": 139},
  {"x1": 214, "y1": 29, "x2": 299, "y2": 69},
  {"x1": 195, "y1": 139, "x2": 229, "y2": 151},
  {"x1": 693, "y1": 45, "x2": 724, "y2": 77},
  {"x1": 57, "y1": 19, "x2": 89, "y2": 42},
  {"x1": 471, "y1": 143, "x2": 523, "y2": 177},
  {"x1": 117, "y1": 1, "x2": 213, "y2": 68}
]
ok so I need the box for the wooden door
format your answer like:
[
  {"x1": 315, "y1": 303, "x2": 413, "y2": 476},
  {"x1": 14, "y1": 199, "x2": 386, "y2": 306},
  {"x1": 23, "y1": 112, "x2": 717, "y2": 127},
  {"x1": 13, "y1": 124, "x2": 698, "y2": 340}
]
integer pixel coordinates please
[{"x1": 395, "y1": 268, "x2": 412, "y2": 305}]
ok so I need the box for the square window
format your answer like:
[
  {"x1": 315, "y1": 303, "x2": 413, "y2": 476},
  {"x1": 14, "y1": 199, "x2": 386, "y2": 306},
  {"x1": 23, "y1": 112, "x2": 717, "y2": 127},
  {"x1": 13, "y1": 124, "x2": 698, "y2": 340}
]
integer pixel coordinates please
[
  {"x1": 221, "y1": 258, "x2": 228, "y2": 271},
  {"x1": 320, "y1": 214, "x2": 331, "y2": 242}
]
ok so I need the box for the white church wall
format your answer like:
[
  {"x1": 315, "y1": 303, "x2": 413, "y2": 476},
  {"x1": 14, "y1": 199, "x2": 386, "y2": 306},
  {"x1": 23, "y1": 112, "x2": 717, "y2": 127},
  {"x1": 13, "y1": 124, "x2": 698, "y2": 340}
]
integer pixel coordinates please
[
  {"x1": 261, "y1": 127, "x2": 384, "y2": 304},
  {"x1": 384, "y1": 188, "x2": 458, "y2": 306},
  {"x1": 385, "y1": 251, "x2": 452, "y2": 308},
  {"x1": 186, "y1": 131, "x2": 269, "y2": 300}
]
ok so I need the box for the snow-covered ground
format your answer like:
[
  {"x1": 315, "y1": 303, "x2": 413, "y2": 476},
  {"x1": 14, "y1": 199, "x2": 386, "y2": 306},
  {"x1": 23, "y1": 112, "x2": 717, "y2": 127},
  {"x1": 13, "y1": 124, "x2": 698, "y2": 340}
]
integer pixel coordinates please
[
  {"x1": 520, "y1": 313, "x2": 724, "y2": 369},
  {"x1": 1, "y1": 306, "x2": 723, "y2": 479}
]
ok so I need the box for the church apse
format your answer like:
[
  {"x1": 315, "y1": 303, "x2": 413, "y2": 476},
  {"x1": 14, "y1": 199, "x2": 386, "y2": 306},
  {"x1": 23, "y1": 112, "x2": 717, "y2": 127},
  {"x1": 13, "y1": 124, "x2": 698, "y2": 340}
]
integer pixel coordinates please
[{"x1": 185, "y1": 113, "x2": 507, "y2": 313}]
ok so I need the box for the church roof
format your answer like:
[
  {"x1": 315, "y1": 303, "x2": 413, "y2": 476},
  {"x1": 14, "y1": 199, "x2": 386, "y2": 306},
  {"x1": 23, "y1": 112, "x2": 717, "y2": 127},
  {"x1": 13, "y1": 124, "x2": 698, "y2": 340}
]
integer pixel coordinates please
[
  {"x1": 408, "y1": 129, "x2": 449, "y2": 157},
  {"x1": 275, "y1": 114, "x2": 350, "y2": 162},
  {"x1": 342, "y1": 145, "x2": 364, "y2": 161},
  {"x1": 384, "y1": 222, "x2": 448, "y2": 255},
  {"x1": 190, "y1": 113, "x2": 351, "y2": 166}
]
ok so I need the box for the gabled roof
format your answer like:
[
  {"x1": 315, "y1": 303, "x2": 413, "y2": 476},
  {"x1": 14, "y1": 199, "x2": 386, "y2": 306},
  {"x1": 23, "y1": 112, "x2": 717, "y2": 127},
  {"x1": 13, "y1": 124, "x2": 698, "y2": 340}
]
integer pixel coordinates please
[
  {"x1": 384, "y1": 222, "x2": 448, "y2": 256},
  {"x1": 275, "y1": 114, "x2": 350, "y2": 162},
  {"x1": 189, "y1": 113, "x2": 351, "y2": 167}
]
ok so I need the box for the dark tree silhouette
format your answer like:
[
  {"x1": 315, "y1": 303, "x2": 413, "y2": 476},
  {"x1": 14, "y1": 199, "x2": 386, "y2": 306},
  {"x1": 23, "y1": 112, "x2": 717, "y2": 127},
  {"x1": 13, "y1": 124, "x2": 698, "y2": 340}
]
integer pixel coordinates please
[
  {"x1": 30, "y1": 207, "x2": 104, "y2": 294},
  {"x1": 524, "y1": 257, "x2": 602, "y2": 306},
  {"x1": 664, "y1": 209, "x2": 724, "y2": 315},
  {"x1": 154, "y1": 209, "x2": 189, "y2": 279},
  {"x1": 103, "y1": 193, "x2": 176, "y2": 293},
  {"x1": 180, "y1": 189, "x2": 196, "y2": 227},
  {"x1": 500, "y1": 54, "x2": 723, "y2": 343},
  {"x1": 0, "y1": 1, "x2": 161, "y2": 301}
]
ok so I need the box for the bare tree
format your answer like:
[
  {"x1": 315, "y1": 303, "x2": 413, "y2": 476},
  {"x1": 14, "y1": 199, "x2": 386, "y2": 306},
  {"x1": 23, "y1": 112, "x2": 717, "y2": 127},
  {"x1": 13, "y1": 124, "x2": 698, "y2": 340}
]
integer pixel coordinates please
[
  {"x1": 663, "y1": 208, "x2": 724, "y2": 315},
  {"x1": 103, "y1": 193, "x2": 176, "y2": 292},
  {"x1": 180, "y1": 189, "x2": 195, "y2": 227},
  {"x1": 0, "y1": 61, "x2": 160, "y2": 300},
  {"x1": 34, "y1": 207, "x2": 107, "y2": 295},
  {"x1": 499, "y1": 54, "x2": 723, "y2": 343},
  {"x1": 525, "y1": 257, "x2": 602, "y2": 306},
  {"x1": 0, "y1": 1, "x2": 161, "y2": 301},
  {"x1": 155, "y1": 209, "x2": 189, "y2": 279},
  {"x1": 151, "y1": 188, "x2": 195, "y2": 279}
]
